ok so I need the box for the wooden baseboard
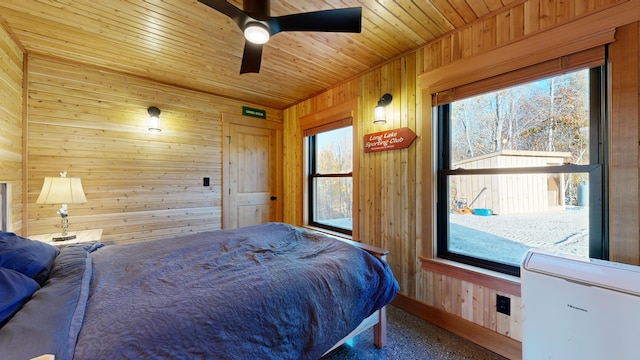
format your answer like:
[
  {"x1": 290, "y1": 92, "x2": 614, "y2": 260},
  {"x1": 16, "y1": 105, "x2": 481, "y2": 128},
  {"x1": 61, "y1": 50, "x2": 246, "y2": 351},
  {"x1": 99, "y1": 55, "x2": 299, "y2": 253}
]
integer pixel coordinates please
[{"x1": 391, "y1": 294, "x2": 522, "y2": 360}]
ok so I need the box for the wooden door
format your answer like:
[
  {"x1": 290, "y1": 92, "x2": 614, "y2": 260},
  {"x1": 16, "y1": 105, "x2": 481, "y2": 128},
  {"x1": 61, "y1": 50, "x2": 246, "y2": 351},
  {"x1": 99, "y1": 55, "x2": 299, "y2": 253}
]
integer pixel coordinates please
[{"x1": 222, "y1": 114, "x2": 282, "y2": 229}]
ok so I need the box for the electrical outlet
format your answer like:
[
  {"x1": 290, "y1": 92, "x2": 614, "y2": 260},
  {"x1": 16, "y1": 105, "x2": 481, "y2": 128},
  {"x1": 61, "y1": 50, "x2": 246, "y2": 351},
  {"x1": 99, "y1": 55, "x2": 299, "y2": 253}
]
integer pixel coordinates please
[
  {"x1": 203, "y1": 177, "x2": 210, "y2": 187},
  {"x1": 496, "y1": 294, "x2": 511, "y2": 315}
]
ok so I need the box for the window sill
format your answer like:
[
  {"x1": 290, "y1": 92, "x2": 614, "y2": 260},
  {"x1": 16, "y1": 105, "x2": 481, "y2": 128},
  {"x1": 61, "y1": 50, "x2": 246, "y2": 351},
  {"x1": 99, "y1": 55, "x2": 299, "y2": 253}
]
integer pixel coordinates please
[
  {"x1": 303, "y1": 225, "x2": 352, "y2": 240},
  {"x1": 420, "y1": 256, "x2": 521, "y2": 297}
]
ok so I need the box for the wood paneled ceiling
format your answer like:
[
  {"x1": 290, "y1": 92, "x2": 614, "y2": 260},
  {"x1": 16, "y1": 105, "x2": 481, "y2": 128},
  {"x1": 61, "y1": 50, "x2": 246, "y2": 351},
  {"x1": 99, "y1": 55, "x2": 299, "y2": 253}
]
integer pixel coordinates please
[{"x1": 0, "y1": 0, "x2": 517, "y2": 109}]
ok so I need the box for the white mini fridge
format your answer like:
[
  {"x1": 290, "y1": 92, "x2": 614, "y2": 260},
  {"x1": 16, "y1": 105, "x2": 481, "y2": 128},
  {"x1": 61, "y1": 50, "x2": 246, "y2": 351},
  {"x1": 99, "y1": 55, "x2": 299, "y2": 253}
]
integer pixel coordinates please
[{"x1": 521, "y1": 249, "x2": 640, "y2": 360}]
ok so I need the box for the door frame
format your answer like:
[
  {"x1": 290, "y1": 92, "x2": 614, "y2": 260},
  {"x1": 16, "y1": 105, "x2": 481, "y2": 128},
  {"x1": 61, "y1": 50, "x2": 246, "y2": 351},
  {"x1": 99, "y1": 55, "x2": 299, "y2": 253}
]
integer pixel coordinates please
[{"x1": 222, "y1": 113, "x2": 283, "y2": 229}]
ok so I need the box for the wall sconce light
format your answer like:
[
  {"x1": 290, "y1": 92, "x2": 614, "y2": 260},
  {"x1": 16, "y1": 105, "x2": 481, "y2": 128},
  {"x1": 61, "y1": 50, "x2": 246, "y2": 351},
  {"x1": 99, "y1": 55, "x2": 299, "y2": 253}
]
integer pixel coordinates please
[
  {"x1": 148, "y1": 106, "x2": 161, "y2": 132},
  {"x1": 374, "y1": 93, "x2": 392, "y2": 124},
  {"x1": 36, "y1": 171, "x2": 87, "y2": 241}
]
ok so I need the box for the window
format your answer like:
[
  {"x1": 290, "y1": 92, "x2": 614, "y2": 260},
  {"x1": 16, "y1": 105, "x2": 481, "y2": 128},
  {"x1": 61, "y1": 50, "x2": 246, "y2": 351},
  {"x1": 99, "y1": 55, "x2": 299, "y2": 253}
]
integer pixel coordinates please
[
  {"x1": 437, "y1": 66, "x2": 607, "y2": 276},
  {"x1": 307, "y1": 126, "x2": 353, "y2": 234}
]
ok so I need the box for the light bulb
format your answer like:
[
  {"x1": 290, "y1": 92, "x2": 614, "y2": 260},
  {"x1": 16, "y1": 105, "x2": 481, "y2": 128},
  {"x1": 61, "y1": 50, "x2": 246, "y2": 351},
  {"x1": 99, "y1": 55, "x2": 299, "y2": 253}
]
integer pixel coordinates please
[
  {"x1": 148, "y1": 115, "x2": 161, "y2": 132},
  {"x1": 244, "y1": 24, "x2": 270, "y2": 44},
  {"x1": 374, "y1": 105, "x2": 386, "y2": 124}
]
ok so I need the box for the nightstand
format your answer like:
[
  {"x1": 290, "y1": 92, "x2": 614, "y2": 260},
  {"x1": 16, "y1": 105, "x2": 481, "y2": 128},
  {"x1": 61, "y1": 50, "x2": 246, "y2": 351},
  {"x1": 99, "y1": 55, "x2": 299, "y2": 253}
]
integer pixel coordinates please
[{"x1": 29, "y1": 229, "x2": 103, "y2": 247}]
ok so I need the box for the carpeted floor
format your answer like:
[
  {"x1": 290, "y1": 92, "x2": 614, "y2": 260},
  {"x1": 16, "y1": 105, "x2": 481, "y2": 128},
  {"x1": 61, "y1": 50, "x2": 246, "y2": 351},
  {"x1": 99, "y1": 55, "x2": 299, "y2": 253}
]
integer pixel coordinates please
[{"x1": 322, "y1": 305, "x2": 509, "y2": 360}]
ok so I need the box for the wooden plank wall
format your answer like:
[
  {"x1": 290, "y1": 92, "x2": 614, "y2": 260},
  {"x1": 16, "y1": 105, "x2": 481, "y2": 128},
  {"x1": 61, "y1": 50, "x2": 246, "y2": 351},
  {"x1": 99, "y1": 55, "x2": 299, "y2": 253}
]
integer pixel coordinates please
[
  {"x1": 421, "y1": 0, "x2": 626, "y2": 72},
  {"x1": 25, "y1": 56, "x2": 282, "y2": 244},
  {"x1": 608, "y1": 21, "x2": 640, "y2": 265},
  {"x1": 420, "y1": 0, "x2": 629, "y2": 73},
  {"x1": 283, "y1": 55, "x2": 420, "y2": 297},
  {"x1": 0, "y1": 21, "x2": 24, "y2": 233},
  {"x1": 283, "y1": 0, "x2": 639, "y2": 356}
]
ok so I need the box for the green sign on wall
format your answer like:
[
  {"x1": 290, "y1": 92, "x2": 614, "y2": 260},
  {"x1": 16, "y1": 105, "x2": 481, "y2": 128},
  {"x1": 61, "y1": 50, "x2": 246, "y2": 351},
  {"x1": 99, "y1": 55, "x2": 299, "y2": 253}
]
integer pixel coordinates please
[{"x1": 242, "y1": 106, "x2": 266, "y2": 119}]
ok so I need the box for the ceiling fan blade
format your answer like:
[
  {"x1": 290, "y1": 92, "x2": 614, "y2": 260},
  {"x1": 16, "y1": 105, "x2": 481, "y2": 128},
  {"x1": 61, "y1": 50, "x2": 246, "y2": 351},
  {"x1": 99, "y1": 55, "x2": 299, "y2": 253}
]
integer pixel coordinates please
[
  {"x1": 240, "y1": 42, "x2": 263, "y2": 74},
  {"x1": 197, "y1": 0, "x2": 249, "y2": 29},
  {"x1": 270, "y1": 7, "x2": 362, "y2": 35}
]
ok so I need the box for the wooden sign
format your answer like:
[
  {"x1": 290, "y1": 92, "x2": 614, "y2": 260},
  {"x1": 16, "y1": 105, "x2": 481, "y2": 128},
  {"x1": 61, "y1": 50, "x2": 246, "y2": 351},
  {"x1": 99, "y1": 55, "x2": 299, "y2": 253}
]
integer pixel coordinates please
[{"x1": 364, "y1": 127, "x2": 417, "y2": 153}]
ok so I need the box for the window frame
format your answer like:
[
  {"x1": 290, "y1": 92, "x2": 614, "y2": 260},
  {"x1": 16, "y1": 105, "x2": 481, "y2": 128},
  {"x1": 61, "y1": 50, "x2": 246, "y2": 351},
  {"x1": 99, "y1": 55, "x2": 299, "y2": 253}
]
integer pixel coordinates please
[
  {"x1": 436, "y1": 66, "x2": 609, "y2": 277},
  {"x1": 0, "y1": 183, "x2": 8, "y2": 231},
  {"x1": 306, "y1": 126, "x2": 353, "y2": 235},
  {"x1": 299, "y1": 99, "x2": 359, "y2": 239}
]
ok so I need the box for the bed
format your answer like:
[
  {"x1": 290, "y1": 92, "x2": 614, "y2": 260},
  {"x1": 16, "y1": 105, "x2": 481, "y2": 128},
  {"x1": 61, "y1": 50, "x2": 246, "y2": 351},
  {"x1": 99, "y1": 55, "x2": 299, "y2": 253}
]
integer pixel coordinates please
[{"x1": 0, "y1": 222, "x2": 399, "y2": 359}]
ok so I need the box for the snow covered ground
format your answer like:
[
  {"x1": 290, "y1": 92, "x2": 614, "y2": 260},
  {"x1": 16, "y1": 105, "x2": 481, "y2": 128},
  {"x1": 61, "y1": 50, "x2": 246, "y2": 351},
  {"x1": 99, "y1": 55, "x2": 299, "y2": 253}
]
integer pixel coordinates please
[{"x1": 450, "y1": 206, "x2": 589, "y2": 266}]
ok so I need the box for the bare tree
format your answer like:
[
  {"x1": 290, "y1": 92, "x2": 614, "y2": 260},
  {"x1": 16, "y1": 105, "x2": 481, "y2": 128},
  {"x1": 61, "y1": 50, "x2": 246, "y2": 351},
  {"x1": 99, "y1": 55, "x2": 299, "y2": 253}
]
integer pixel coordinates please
[
  {"x1": 451, "y1": 70, "x2": 588, "y2": 163},
  {"x1": 316, "y1": 129, "x2": 353, "y2": 220}
]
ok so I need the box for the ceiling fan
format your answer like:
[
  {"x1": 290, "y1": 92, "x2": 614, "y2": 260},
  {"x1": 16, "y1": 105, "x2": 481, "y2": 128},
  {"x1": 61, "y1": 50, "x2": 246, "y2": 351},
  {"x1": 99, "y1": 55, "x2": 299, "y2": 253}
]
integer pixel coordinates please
[{"x1": 198, "y1": 0, "x2": 362, "y2": 74}]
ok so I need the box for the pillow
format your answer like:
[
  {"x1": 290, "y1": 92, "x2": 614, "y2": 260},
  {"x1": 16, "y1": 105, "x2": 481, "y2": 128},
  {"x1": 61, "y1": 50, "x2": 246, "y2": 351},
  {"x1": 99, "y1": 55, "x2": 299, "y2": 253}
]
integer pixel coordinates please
[
  {"x1": 0, "y1": 267, "x2": 40, "y2": 325},
  {"x1": 0, "y1": 231, "x2": 59, "y2": 285}
]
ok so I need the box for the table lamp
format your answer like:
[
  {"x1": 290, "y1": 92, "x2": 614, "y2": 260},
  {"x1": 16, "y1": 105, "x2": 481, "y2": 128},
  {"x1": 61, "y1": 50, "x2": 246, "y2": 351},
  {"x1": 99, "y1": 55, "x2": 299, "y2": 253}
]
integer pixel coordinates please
[{"x1": 36, "y1": 171, "x2": 87, "y2": 241}]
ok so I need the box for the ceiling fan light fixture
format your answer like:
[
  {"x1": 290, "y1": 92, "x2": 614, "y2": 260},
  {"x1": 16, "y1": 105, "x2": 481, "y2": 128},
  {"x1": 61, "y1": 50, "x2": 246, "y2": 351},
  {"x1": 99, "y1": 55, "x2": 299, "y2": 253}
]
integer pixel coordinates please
[
  {"x1": 244, "y1": 23, "x2": 270, "y2": 44},
  {"x1": 198, "y1": 0, "x2": 362, "y2": 73}
]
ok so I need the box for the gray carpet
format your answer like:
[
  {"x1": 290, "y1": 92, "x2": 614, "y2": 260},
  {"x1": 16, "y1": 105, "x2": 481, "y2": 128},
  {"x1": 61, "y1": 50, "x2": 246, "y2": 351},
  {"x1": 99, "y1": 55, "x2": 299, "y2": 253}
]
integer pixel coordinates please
[{"x1": 322, "y1": 305, "x2": 508, "y2": 360}]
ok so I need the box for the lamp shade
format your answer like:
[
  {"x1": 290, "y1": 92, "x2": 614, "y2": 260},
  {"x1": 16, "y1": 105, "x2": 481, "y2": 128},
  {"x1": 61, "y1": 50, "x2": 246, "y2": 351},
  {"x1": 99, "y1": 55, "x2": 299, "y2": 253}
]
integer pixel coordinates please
[
  {"x1": 374, "y1": 105, "x2": 387, "y2": 123},
  {"x1": 36, "y1": 177, "x2": 87, "y2": 205},
  {"x1": 244, "y1": 23, "x2": 270, "y2": 44},
  {"x1": 373, "y1": 93, "x2": 392, "y2": 124},
  {"x1": 148, "y1": 106, "x2": 161, "y2": 132}
]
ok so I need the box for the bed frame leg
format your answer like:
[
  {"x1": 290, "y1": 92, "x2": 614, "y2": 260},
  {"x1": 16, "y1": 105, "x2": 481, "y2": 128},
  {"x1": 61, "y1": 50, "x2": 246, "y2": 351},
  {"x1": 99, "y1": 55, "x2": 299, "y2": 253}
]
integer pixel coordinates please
[{"x1": 373, "y1": 306, "x2": 387, "y2": 348}]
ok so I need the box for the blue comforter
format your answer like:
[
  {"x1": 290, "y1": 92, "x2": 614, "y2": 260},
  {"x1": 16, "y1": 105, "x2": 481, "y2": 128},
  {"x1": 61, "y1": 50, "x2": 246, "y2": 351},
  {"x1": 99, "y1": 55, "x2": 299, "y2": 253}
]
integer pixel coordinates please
[{"x1": 0, "y1": 223, "x2": 399, "y2": 359}]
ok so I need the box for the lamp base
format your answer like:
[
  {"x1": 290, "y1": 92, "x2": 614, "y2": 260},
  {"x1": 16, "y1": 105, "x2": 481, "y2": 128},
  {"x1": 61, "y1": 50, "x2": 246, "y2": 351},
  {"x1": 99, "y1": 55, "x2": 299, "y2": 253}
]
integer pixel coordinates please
[{"x1": 52, "y1": 233, "x2": 76, "y2": 242}]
